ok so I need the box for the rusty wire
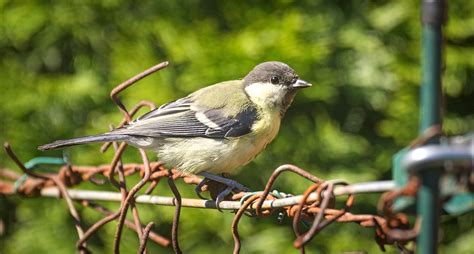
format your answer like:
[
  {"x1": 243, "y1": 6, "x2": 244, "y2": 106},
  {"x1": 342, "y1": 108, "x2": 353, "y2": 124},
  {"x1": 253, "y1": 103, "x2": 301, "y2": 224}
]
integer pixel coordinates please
[
  {"x1": 113, "y1": 148, "x2": 152, "y2": 253},
  {"x1": 80, "y1": 200, "x2": 170, "y2": 247},
  {"x1": 4, "y1": 143, "x2": 88, "y2": 253},
  {"x1": 167, "y1": 170, "x2": 183, "y2": 254},
  {"x1": 254, "y1": 164, "x2": 322, "y2": 217},
  {"x1": 0, "y1": 157, "x2": 413, "y2": 253},
  {"x1": 6, "y1": 61, "x2": 172, "y2": 253},
  {"x1": 293, "y1": 180, "x2": 354, "y2": 251},
  {"x1": 107, "y1": 61, "x2": 168, "y2": 254},
  {"x1": 112, "y1": 139, "x2": 146, "y2": 249},
  {"x1": 0, "y1": 62, "x2": 420, "y2": 253},
  {"x1": 232, "y1": 193, "x2": 263, "y2": 254},
  {"x1": 110, "y1": 61, "x2": 169, "y2": 123},
  {"x1": 138, "y1": 222, "x2": 155, "y2": 254}
]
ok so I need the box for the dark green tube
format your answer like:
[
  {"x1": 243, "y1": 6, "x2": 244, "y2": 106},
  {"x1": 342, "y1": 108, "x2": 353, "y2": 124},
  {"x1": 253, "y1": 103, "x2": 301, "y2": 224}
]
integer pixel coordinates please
[
  {"x1": 417, "y1": 0, "x2": 445, "y2": 253},
  {"x1": 419, "y1": 25, "x2": 442, "y2": 133}
]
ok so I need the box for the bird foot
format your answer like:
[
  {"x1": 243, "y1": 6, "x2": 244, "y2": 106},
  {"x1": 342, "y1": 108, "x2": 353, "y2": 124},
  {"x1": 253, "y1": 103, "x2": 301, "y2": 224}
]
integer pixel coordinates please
[{"x1": 194, "y1": 172, "x2": 251, "y2": 211}]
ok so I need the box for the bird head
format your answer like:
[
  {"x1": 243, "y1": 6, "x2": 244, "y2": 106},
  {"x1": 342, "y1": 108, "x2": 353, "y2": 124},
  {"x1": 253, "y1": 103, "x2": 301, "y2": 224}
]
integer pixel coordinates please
[{"x1": 243, "y1": 61, "x2": 311, "y2": 115}]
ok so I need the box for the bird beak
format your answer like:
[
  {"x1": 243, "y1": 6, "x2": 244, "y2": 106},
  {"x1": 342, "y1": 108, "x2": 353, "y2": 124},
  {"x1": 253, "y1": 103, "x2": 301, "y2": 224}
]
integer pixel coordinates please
[{"x1": 291, "y1": 79, "x2": 312, "y2": 89}]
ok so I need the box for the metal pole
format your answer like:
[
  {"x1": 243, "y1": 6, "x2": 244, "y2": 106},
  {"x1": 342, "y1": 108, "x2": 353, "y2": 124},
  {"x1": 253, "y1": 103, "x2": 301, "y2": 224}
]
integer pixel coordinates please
[
  {"x1": 417, "y1": 169, "x2": 441, "y2": 254},
  {"x1": 420, "y1": 1, "x2": 444, "y2": 132},
  {"x1": 418, "y1": 0, "x2": 445, "y2": 253}
]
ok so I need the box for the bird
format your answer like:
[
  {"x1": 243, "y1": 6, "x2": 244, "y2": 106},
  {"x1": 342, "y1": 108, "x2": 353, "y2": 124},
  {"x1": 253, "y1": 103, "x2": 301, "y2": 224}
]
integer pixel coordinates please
[{"x1": 38, "y1": 61, "x2": 311, "y2": 201}]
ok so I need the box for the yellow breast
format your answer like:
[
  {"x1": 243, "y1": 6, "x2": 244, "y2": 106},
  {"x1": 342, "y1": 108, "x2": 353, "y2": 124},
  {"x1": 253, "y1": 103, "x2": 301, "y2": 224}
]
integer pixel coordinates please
[
  {"x1": 227, "y1": 110, "x2": 281, "y2": 169},
  {"x1": 251, "y1": 110, "x2": 281, "y2": 144}
]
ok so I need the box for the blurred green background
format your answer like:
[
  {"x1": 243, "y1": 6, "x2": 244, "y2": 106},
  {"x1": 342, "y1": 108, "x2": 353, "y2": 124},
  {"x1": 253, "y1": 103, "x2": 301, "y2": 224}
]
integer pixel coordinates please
[{"x1": 1, "y1": 0, "x2": 473, "y2": 253}]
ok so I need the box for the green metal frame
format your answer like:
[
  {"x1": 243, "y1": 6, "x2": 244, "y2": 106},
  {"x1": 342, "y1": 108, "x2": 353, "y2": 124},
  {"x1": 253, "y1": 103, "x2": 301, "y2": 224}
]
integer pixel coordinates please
[
  {"x1": 417, "y1": 1, "x2": 444, "y2": 253},
  {"x1": 392, "y1": 1, "x2": 473, "y2": 253},
  {"x1": 392, "y1": 0, "x2": 474, "y2": 253}
]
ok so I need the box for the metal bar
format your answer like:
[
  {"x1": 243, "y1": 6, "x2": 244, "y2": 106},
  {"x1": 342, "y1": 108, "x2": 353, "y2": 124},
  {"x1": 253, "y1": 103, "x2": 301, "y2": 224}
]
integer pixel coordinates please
[
  {"x1": 407, "y1": 141, "x2": 474, "y2": 253},
  {"x1": 39, "y1": 181, "x2": 395, "y2": 211},
  {"x1": 403, "y1": 145, "x2": 473, "y2": 174},
  {"x1": 418, "y1": 169, "x2": 441, "y2": 254},
  {"x1": 418, "y1": 1, "x2": 445, "y2": 253},
  {"x1": 419, "y1": 27, "x2": 442, "y2": 133}
]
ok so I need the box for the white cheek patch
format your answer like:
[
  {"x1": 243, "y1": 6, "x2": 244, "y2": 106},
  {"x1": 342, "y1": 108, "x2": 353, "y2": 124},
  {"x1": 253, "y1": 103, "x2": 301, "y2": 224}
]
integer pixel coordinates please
[{"x1": 244, "y1": 82, "x2": 286, "y2": 108}]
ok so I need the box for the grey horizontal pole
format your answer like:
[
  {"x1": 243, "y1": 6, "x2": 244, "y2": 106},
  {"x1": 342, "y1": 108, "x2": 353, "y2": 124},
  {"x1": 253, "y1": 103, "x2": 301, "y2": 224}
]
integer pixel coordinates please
[
  {"x1": 40, "y1": 180, "x2": 395, "y2": 211},
  {"x1": 403, "y1": 144, "x2": 473, "y2": 174}
]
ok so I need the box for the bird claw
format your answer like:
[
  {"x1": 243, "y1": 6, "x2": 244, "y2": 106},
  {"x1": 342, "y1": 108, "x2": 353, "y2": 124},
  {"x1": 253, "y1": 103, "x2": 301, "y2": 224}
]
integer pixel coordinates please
[
  {"x1": 215, "y1": 186, "x2": 233, "y2": 212},
  {"x1": 194, "y1": 180, "x2": 208, "y2": 200},
  {"x1": 195, "y1": 171, "x2": 251, "y2": 212},
  {"x1": 199, "y1": 172, "x2": 250, "y2": 191}
]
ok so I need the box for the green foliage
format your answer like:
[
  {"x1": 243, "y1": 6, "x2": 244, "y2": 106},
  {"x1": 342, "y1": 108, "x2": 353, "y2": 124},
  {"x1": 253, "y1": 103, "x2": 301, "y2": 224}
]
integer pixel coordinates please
[{"x1": 1, "y1": 0, "x2": 472, "y2": 253}]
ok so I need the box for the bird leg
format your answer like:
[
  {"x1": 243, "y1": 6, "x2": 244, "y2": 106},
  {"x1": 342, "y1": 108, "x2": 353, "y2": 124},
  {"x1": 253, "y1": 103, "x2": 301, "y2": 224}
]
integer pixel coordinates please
[
  {"x1": 199, "y1": 172, "x2": 250, "y2": 192},
  {"x1": 195, "y1": 172, "x2": 251, "y2": 211},
  {"x1": 194, "y1": 179, "x2": 209, "y2": 200}
]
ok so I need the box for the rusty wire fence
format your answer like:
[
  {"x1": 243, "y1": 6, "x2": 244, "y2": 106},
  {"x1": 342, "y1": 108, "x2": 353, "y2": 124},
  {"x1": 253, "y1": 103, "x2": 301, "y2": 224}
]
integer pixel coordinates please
[{"x1": 0, "y1": 62, "x2": 423, "y2": 254}]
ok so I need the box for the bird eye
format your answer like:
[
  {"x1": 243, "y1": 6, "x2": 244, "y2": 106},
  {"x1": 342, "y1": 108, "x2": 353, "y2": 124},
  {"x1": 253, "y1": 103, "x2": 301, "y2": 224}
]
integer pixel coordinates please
[{"x1": 270, "y1": 76, "x2": 280, "y2": 84}]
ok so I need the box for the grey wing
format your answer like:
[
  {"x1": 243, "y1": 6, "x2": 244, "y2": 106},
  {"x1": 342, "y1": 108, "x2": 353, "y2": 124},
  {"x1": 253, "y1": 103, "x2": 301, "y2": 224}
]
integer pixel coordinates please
[
  {"x1": 136, "y1": 97, "x2": 193, "y2": 121},
  {"x1": 113, "y1": 97, "x2": 259, "y2": 139}
]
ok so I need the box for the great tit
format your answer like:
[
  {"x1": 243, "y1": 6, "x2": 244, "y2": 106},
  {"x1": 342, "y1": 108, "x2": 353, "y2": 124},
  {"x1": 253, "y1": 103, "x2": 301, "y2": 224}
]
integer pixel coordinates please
[{"x1": 38, "y1": 61, "x2": 311, "y2": 175}]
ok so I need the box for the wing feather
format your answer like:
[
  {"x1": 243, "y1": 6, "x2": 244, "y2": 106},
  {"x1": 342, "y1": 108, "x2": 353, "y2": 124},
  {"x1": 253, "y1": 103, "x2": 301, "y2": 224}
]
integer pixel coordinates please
[{"x1": 113, "y1": 97, "x2": 259, "y2": 139}]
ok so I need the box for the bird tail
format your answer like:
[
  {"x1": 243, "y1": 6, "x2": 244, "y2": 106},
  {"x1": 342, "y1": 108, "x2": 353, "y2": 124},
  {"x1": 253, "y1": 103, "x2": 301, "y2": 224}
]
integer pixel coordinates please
[{"x1": 38, "y1": 133, "x2": 131, "y2": 151}]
